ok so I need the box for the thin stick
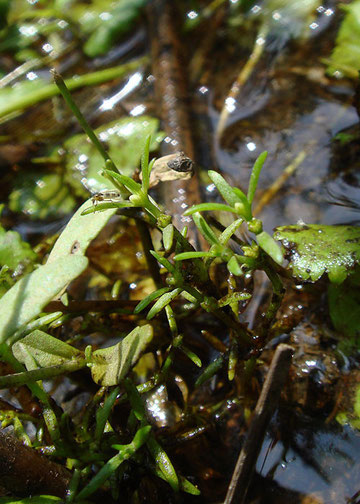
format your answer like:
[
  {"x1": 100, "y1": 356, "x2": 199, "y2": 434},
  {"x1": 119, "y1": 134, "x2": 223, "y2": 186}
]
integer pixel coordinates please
[
  {"x1": 216, "y1": 26, "x2": 268, "y2": 140},
  {"x1": 253, "y1": 149, "x2": 307, "y2": 215},
  {"x1": 224, "y1": 343, "x2": 293, "y2": 504}
]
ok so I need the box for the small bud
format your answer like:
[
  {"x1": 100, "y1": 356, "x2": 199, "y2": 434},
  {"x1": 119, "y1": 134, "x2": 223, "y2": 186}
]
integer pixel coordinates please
[{"x1": 248, "y1": 218, "x2": 263, "y2": 234}]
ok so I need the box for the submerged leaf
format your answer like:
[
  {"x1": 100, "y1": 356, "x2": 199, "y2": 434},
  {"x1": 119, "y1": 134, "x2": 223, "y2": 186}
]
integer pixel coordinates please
[
  {"x1": 328, "y1": 277, "x2": 360, "y2": 340},
  {"x1": 90, "y1": 325, "x2": 153, "y2": 386},
  {"x1": 0, "y1": 255, "x2": 88, "y2": 343},
  {"x1": 326, "y1": 0, "x2": 360, "y2": 79},
  {"x1": 274, "y1": 224, "x2": 360, "y2": 283},
  {"x1": 9, "y1": 173, "x2": 76, "y2": 220},
  {"x1": 64, "y1": 116, "x2": 164, "y2": 197},
  {"x1": 0, "y1": 226, "x2": 37, "y2": 271},
  {"x1": 12, "y1": 330, "x2": 81, "y2": 367},
  {"x1": 82, "y1": 0, "x2": 147, "y2": 57}
]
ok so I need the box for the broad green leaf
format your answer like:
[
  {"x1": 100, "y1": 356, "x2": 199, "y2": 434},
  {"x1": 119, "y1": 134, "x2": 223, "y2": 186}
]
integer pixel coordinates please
[
  {"x1": 64, "y1": 117, "x2": 163, "y2": 197},
  {"x1": 195, "y1": 355, "x2": 225, "y2": 387},
  {"x1": 274, "y1": 224, "x2": 360, "y2": 283},
  {"x1": 90, "y1": 325, "x2": 153, "y2": 385},
  {"x1": 257, "y1": 231, "x2": 283, "y2": 265},
  {"x1": 47, "y1": 199, "x2": 116, "y2": 263},
  {"x1": 149, "y1": 250, "x2": 177, "y2": 276},
  {"x1": 9, "y1": 173, "x2": 76, "y2": 220},
  {"x1": 147, "y1": 288, "x2": 183, "y2": 320},
  {"x1": 326, "y1": 1, "x2": 360, "y2": 79},
  {"x1": 179, "y1": 345, "x2": 202, "y2": 367},
  {"x1": 247, "y1": 151, "x2": 268, "y2": 205},
  {"x1": 178, "y1": 476, "x2": 201, "y2": 495},
  {"x1": 12, "y1": 330, "x2": 81, "y2": 368},
  {"x1": 0, "y1": 255, "x2": 88, "y2": 343},
  {"x1": 0, "y1": 226, "x2": 37, "y2": 270}
]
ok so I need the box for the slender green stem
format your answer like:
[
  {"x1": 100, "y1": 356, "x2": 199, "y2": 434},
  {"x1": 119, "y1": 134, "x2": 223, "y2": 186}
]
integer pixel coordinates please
[
  {"x1": 136, "y1": 219, "x2": 162, "y2": 288},
  {"x1": 0, "y1": 58, "x2": 147, "y2": 120},
  {"x1": 52, "y1": 70, "x2": 119, "y2": 173},
  {"x1": 0, "y1": 358, "x2": 86, "y2": 389},
  {"x1": 262, "y1": 263, "x2": 285, "y2": 331}
]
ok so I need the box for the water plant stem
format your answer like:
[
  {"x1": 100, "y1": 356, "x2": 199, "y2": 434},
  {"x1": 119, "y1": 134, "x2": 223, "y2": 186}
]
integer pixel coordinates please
[
  {"x1": 52, "y1": 70, "x2": 119, "y2": 174},
  {"x1": 0, "y1": 58, "x2": 147, "y2": 120},
  {"x1": 0, "y1": 358, "x2": 86, "y2": 389}
]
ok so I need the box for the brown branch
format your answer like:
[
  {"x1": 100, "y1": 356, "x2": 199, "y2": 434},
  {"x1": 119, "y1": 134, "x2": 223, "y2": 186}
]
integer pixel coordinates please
[
  {"x1": 224, "y1": 343, "x2": 293, "y2": 504},
  {"x1": 0, "y1": 429, "x2": 71, "y2": 497}
]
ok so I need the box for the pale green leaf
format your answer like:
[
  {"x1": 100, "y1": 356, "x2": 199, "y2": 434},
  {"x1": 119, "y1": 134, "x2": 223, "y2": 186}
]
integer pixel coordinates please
[
  {"x1": 162, "y1": 224, "x2": 174, "y2": 252},
  {"x1": 134, "y1": 287, "x2": 172, "y2": 314},
  {"x1": 147, "y1": 288, "x2": 182, "y2": 320},
  {"x1": 257, "y1": 231, "x2": 283, "y2": 265},
  {"x1": 12, "y1": 330, "x2": 81, "y2": 368},
  {"x1": 192, "y1": 212, "x2": 219, "y2": 246},
  {"x1": 183, "y1": 203, "x2": 239, "y2": 216},
  {"x1": 47, "y1": 199, "x2": 116, "y2": 263},
  {"x1": 208, "y1": 171, "x2": 243, "y2": 207},
  {"x1": 0, "y1": 226, "x2": 37, "y2": 270},
  {"x1": 247, "y1": 151, "x2": 268, "y2": 205},
  {"x1": 90, "y1": 325, "x2": 153, "y2": 386},
  {"x1": 0, "y1": 255, "x2": 88, "y2": 343},
  {"x1": 326, "y1": 1, "x2": 360, "y2": 79}
]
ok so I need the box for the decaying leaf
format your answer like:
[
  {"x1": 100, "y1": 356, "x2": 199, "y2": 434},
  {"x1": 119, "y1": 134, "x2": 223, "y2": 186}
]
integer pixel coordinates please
[{"x1": 90, "y1": 325, "x2": 153, "y2": 385}]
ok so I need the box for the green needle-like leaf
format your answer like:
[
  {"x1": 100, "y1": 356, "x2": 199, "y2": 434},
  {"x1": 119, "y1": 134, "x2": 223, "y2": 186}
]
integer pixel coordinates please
[
  {"x1": 208, "y1": 171, "x2": 243, "y2": 207},
  {"x1": 183, "y1": 202, "x2": 239, "y2": 216},
  {"x1": 192, "y1": 212, "x2": 220, "y2": 245},
  {"x1": 147, "y1": 288, "x2": 183, "y2": 320},
  {"x1": 247, "y1": 151, "x2": 268, "y2": 205},
  {"x1": 134, "y1": 287, "x2": 172, "y2": 314},
  {"x1": 140, "y1": 135, "x2": 151, "y2": 193}
]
